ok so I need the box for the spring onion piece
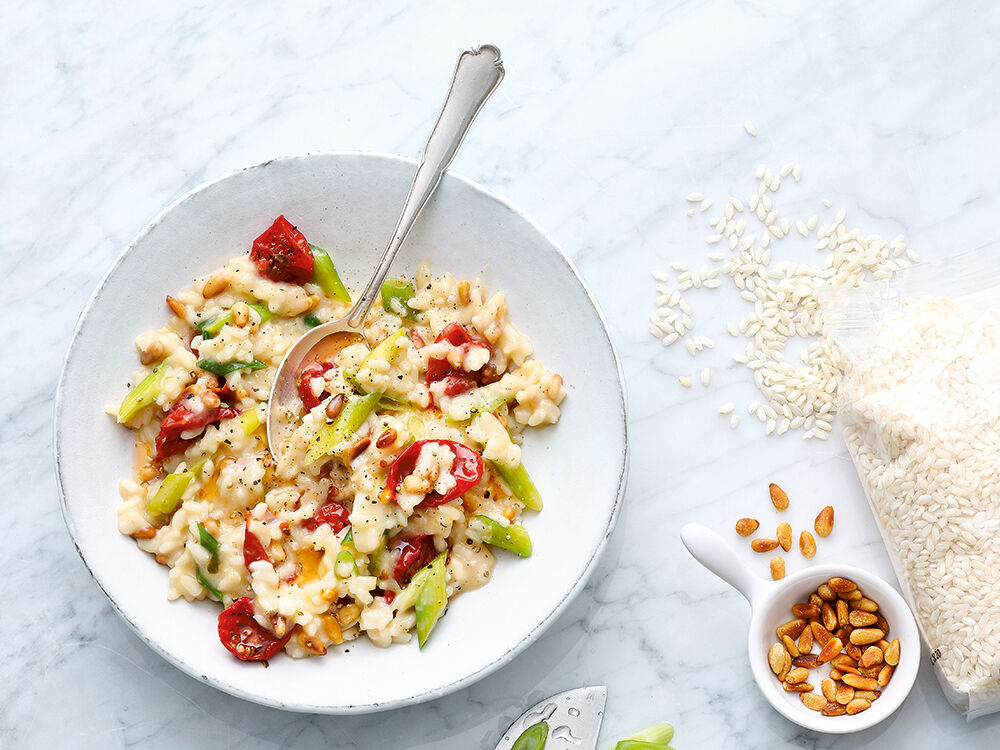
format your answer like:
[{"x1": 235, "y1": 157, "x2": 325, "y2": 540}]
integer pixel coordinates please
[
  {"x1": 305, "y1": 392, "x2": 380, "y2": 463},
  {"x1": 197, "y1": 522, "x2": 221, "y2": 573},
  {"x1": 240, "y1": 408, "x2": 262, "y2": 436},
  {"x1": 471, "y1": 515, "x2": 532, "y2": 557},
  {"x1": 441, "y1": 381, "x2": 516, "y2": 422},
  {"x1": 249, "y1": 302, "x2": 274, "y2": 324},
  {"x1": 380, "y1": 277, "x2": 418, "y2": 320},
  {"x1": 406, "y1": 415, "x2": 426, "y2": 443},
  {"x1": 197, "y1": 358, "x2": 267, "y2": 376},
  {"x1": 392, "y1": 565, "x2": 431, "y2": 613},
  {"x1": 344, "y1": 328, "x2": 411, "y2": 398},
  {"x1": 611, "y1": 723, "x2": 675, "y2": 750},
  {"x1": 198, "y1": 303, "x2": 274, "y2": 339},
  {"x1": 145, "y1": 456, "x2": 210, "y2": 516},
  {"x1": 303, "y1": 312, "x2": 322, "y2": 328},
  {"x1": 117, "y1": 360, "x2": 168, "y2": 423},
  {"x1": 491, "y1": 459, "x2": 543, "y2": 511},
  {"x1": 512, "y1": 722, "x2": 549, "y2": 750},
  {"x1": 415, "y1": 551, "x2": 448, "y2": 648},
  {"x1": 367, "y1": 532, "x2": 389, "y2": 575},
  {"x1": 309, "y1": 244, "x2": 351, "y2": 303},
  {"x1": 334, "y1": 549, "x2": 357, "y2": 578},
  {"x1": 197, "y1": 314, "x2": 229, "y2": 338},
  {"x1": 195, "y1": 564, "x2": 224, "y2": 602},
  {"x1": 147, "y1": 471, "x2": 194, "y2": 515}
]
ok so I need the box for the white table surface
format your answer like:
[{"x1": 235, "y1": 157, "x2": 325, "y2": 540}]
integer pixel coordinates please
[{"x1": 5, "y1": 1, "x2": 1000, "y2": 747}]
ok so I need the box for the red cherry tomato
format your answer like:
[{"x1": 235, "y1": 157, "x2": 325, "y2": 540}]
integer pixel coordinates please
[
  {"x1": 297, "y1": 361, "x2": 335, "y2": 411},
  {"x1": 390, "y1": 534, "x2": 436, "y2": 586},
  {"x1": 243, "y1": 521, "x2": 270, "y2": 569},
  {"x1": 218, "y1": 597, "x2": 291, "y2": 661},
  {"x1": 155, "y1": 388, "x2": 239, "y2": 459},
  {"x1": 425, "y1": 322, "x2": 492, "y2": 399},
  {"x1": 386, "y1": 439, "x2": 484, "y2": 507},
  {"x1": 249, "y1": 215, "x2": 315, "y2": 284},
  {"x1": 302, "y1": 500, "x2": 350, "y2": 533}
]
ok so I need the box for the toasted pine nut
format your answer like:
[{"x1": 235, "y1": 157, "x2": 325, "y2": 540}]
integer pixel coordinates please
[
  {"x1": 378, "y1": 487, "x2": 393, "y2": 504},
  {"x1": 769, "y1": 482, "x2": 789, "y2": 510},
  {"x1": 799, "y1": 530, "x2": 816, "y2": 558},
  {"x1": 202, "y1": 517, "x2": 220, "y2": 535},
  {"x1": 502, "y1": 506, "x2": 516, "y2": 522},
  {"x1": 785, "y1": 667, "x2": 808, "y2": 684},
  {"x1": 322, "y1": 613, "x2": 344, "y2": 644},
  {"x1": 735, "y1": 518, "x2": 759, "y2": 536},
  {"x1": 271, "y1": 614, "x2": 287, "y2": 638},
  {"x1": 139, "y1": 338, "x2": 165, "y2": 365},
  {"x1": 376, "y1": 428, "x2": 398, "y2": 449},
  {"x1": 457, "y1": 279, "x2": 471, "y2": 304},
  {"x1": 201, "y1": 390, "x2": 221, "y2": 409},
  {"x1": 297, "y1": 630, "x2": 327, "y2": 656},
  {"x1": 349, "y1": 438, "x2": 371, "y2": 461},
  {"x1": 137, "y1": 464, "x2": 160, "y2": 482},
  {"x1": 325, "y1": 393, "x2": 345, "y2": 420},
  {"x1": 166, "y1": 295, "x2": 186, "y2": 318},
  {"x1": 155, "y1": 553, "x2": 169, "y2": 565},
  {"x1": 752, "y1": 538, "x2": 779, "y2": 553},
  {"x1": 131, "y1": 527, "x2": 157, "y2": 539},
  {"x1": 336, "y1": 603, "x2": 361, "y2": 628},
  {"x1": 782, "y1": 635, "x2": 799, "y2": 658},
  {"x1": 231, "y1": 301, "x2": 250, "y2": 327},
  {"x1": 770, "y1": 556, "x2": 785, "y2": 580},
  {"x1": 402, "y1": 474, "x2": 429, "y2": 494},
  {"x1": 546, "y1": 374, "x2": 564, "y2": 400},
  {"x1": 801, "y1": 692, "x2": 826, "y2": 711},
  {"x1": 827, "y1": 576, "x2": 856, "y2": 593},
  {"x1": 201, "y1": 274, "x2": 229, "y2": 298},
  {"x1": 815, "y1": 505, "x2": 835, "y2": 537}
]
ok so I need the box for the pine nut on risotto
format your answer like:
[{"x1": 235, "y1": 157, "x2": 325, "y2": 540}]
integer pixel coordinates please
[{"x1": 112, "y1": 215, "x2": 566, "y2": 661}]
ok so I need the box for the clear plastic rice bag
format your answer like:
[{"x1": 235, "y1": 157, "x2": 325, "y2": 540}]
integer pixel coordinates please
[{"x1": 821, "y1": 255, "x2": 1000, "y2": 719}]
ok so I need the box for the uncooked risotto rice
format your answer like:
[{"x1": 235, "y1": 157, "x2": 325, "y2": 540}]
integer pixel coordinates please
[{"x1": 113, "y1": 215, "x2": 565, "y2": 661}]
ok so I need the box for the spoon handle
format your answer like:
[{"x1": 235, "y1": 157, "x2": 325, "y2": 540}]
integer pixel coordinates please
[
  {"x1": 346, "y1": 44, "x2": 505, "y2": 328},
  {"x1": 681, "y1": 523, "x2": 768, "y2": 606}
]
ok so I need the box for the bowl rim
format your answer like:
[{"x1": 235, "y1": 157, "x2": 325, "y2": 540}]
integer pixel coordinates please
[
  {"x1": 52, "y1": 150, "x2": 629, "y2": 713},
  {"x1": 746, "y1": 562, "x2": 920, "y2": 734}
]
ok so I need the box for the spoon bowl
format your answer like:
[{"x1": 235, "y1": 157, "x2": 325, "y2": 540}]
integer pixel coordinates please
[{"x1": 681, "y1": 523, "x2": 919, "y2": 733}]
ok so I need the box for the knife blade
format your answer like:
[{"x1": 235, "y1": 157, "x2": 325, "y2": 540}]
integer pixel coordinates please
[{"x1": 494, "y1": 686, "x2": 607, "y2": 750}]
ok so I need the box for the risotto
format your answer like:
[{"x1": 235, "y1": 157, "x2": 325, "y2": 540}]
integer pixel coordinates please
[{"x1": 113, "y1": 215, "x2": 566, "y2": 660}]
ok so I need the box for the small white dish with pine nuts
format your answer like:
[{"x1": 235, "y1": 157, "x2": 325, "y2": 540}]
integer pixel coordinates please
[{"x1": 681, "y1": 523, "x2": 919, "y2": 734}]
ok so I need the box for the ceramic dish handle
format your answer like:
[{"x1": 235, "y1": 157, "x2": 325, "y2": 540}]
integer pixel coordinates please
[
  {"x1": 681, "y1": 523, "x2": 767, "y2": 605},
  {"x1": 346, "y1": 44, "x2": 504, "y2": 329}
]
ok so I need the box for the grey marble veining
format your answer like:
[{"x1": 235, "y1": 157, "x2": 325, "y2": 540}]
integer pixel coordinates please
[{"x1": 5, "y1": 1, "x2": 1000, "y2": 747}]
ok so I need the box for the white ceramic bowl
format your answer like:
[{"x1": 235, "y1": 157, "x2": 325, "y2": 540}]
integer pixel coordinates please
[
  {"x1": 55, "y1": 152, "x2": 628, "y2": 713},
  {"x1": 681, "y1": 524, "x2": 919, "y2": 734}
]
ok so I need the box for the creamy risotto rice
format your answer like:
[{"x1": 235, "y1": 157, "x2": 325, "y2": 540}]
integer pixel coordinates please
[{"x1": 113, "y1": 216, "x2": 565, "y2": 660}]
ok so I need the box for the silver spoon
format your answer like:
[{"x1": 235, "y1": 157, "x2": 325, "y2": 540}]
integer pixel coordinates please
[{"x1": 266, "y1": 44, "x2": 504, "y2": 458}]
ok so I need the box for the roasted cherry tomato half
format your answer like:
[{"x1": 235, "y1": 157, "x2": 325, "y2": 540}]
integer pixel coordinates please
[
  {"x1": 297, "y1": 361, "x2": 335, "y2": 411},
  {"x1": 390, "y1": 534, "x2": 436, "y2": 586},
  {"x1": 249, "y1": 215, "x2": 314, "y2": 285},
  {"x1": 425, "y1": 322, "x2": 492, "y2": 399},
  {"x1": 155, "y1": 387, "x2": 238, "y2": 459},
  {"x1": 302, "y1": 500, "x2": 350, "y2": 533},
  {"x1": 386, "y1": 439, "x2": 484, "y2": 507},
  {"x1": 243, "y1": 520, "x2": 270, "y2": 569},
  {"x1": 218, "y1": 596, "x2": 291, "y2": 661}
]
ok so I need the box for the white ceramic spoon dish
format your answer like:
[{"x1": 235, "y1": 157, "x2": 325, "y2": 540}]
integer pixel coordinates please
[{"x1": 681, "y1": 523, "x2": 919, "y2": 734}]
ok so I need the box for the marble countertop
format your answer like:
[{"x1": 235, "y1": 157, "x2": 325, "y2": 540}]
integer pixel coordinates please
[{"x1": 5, "y1": 1, "x2": 1000, "y2": 747}]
